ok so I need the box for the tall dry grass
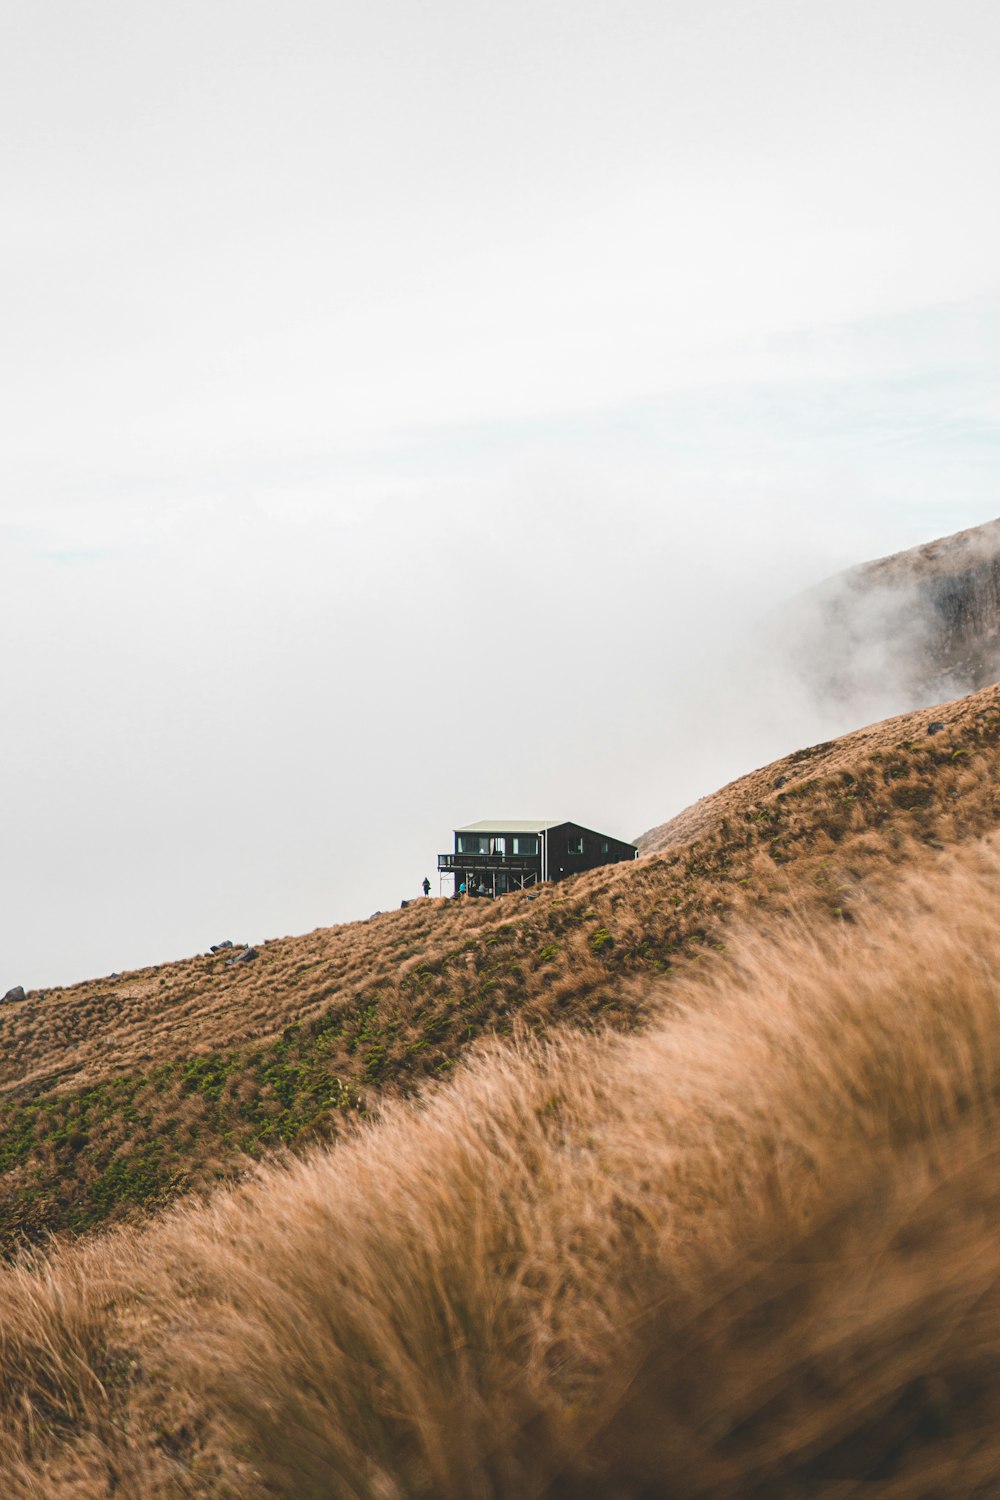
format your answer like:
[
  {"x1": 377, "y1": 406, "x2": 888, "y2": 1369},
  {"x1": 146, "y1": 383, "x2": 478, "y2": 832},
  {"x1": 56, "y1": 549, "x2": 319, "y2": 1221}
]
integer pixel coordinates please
[
  {"x1": 8, "y1": 680, "x2": 999, "y2": 1102},
  {"x1": 4, "y1": 681, "x2": 1000, "y2": 1249},
  {"x1": 1, "y1": 843, "x2": 1000, "y2": 1492},
  {"x1": 0, "y1": 735, "x2": 990, "y2": 1258}
]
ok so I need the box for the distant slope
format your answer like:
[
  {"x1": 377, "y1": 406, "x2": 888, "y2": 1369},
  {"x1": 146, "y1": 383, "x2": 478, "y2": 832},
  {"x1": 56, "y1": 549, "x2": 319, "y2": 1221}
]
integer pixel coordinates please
[
  {"x1": 776, "y1": 514, "x2": 1000, "y2": 713},
  {"x1": 635, "y1": 690, "x2": 982, "y2": 855},
  {"x1": 854, "y1": 514, "x2": 1000, "y2": 691},
  {"x1": 3, "y1": 680, "x2": 1000, "y2": 1248}
]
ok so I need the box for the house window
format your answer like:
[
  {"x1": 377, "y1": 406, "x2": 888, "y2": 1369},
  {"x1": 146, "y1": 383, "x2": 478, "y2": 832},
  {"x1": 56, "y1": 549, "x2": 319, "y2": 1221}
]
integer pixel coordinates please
[
  {"x1": 491, "y1": 837, "x2": 507, "y2": 857},
  {"x1": 457, "y1": 834, "x2": 488, "y2": 855},
  {"x1": 600, "y1": 840, "x2": 610, "y2": 854},
  {"x1": 567, "y1": 835, "x2": 585, "y2": 855},
  {"x1": 512, "y1": 835, "x2": 538, "y2": 855}
]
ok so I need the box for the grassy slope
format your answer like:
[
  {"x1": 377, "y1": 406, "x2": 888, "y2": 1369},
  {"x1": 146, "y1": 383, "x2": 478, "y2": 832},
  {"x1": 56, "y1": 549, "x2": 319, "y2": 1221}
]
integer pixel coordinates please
[
  {"x1": 2, "y1": 682, "x2": 999, "y2": 1248},
  {"x1": 4, "y1": 840, "x2": 1000, "y2": 1496}
]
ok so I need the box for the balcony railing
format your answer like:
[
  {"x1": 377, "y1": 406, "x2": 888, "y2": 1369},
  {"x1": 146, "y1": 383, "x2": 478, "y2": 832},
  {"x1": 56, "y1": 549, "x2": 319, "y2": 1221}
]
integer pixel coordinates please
[{"x1": 437, "y1": 853, "x2": 539, "y2": 872}]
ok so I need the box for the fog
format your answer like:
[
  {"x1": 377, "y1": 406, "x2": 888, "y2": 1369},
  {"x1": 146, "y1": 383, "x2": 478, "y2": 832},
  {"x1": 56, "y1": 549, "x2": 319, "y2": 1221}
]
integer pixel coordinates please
[{"x1": 3, "y1": 0, "x2": 1000, "y2": 987}]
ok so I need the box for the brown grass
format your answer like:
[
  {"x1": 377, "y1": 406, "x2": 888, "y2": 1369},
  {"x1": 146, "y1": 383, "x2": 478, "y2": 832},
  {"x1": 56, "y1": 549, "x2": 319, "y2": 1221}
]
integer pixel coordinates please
[
  {"x1": 3, "y1": 683, "x2": 1000, "y2": 1246},
  {"x1": 636, "y1": 684, "x2": 1000, "y2": 853},
  {"x1": 0, "y1": 840, "x2": 999, "y2": 1492},
  {"x1": 9, "y1": 684, "x2": 1000, "y2": 1098}
]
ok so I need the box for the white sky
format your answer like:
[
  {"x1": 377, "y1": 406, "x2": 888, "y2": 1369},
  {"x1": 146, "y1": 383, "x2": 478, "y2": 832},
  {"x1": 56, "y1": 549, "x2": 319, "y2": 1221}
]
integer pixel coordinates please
[{"x1": 3, "y1": 0, "x2": 1000, "y2": 987}]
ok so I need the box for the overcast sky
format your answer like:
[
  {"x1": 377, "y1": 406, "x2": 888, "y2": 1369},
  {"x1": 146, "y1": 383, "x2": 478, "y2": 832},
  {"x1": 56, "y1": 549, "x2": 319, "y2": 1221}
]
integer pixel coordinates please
[{"x1": 4, "y1": 0, "x2": 1000, "y2": 989}]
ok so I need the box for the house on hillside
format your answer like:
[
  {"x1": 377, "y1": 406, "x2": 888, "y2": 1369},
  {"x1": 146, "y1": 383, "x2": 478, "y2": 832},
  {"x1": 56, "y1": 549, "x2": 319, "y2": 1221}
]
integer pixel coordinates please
[{"x1": 437, "y1": 819, "x2": 637, "y2": 897}]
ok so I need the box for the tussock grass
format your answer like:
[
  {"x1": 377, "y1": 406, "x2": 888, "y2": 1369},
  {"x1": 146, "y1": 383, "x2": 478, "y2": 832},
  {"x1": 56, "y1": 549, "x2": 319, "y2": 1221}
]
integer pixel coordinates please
[
  {"x1": 3, "y1": 683, "x2": 1000, "y2": 1244},
  {"x1": 1, "y1": 845, "x2": 1000, "y2": 1491}
]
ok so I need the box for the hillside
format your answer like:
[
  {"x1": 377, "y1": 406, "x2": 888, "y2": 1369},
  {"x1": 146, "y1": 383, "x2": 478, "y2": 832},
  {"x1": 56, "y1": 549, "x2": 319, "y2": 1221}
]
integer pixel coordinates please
[
  {"x1": 857, "y1": 516, "x2": 1000, "y2": 683},
  {"x1": 2, "y1": 827, "x2": 1000, "y2": 1495},
  {"x1": 635, "y1": 684, "x2": 985, "y2": 854},
  {"x1": 775, "y1": 514, "x2": 1000, "y2": 712},
  {"x1": 2, "y1": 679, "x2": 1000, "y2": 1249}
]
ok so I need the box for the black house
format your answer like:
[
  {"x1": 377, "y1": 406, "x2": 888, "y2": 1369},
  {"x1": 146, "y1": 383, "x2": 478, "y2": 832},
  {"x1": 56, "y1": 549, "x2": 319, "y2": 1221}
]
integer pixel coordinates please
[{"x1": 437, "y1": 819, "x2": 637, "y2": 897}]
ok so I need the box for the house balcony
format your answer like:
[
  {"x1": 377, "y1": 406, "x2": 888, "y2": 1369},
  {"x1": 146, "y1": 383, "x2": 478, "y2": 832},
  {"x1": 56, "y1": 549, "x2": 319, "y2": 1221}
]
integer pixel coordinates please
[{"x1": 437, "y1": 853, "x2": 539, "y2": 873}]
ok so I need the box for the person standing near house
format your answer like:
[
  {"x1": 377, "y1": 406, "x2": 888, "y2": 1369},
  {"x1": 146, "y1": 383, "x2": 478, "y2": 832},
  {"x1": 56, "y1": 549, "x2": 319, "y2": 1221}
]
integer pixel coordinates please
[{"x1": 422, "y1": 876, "x2": 431, "y2": 896}]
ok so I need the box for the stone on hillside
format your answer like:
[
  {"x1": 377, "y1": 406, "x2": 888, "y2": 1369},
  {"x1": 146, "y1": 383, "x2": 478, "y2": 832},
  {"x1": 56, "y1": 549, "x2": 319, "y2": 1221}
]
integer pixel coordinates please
[
  {"x1": 774, "y1": 774, "x2": 788, "y2": 788},
  {"x1": 3, "y1": 986, "x2": 25, "y2": 1003},
  {"x1": 210, "y1": 940, "x2": 234, "y2": 952},
  {"x1": 224, "y1": 947, "x2": 258, "y2": 967},
  {"x1": 927, "y1": 721, "x2": 946, "y2": 735}
]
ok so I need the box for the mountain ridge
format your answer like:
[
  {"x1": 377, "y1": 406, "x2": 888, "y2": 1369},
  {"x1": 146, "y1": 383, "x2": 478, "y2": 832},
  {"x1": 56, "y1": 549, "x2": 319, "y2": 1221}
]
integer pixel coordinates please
[{"x1": 773, "y1": 513, "x2": 1000, "y2": 712}]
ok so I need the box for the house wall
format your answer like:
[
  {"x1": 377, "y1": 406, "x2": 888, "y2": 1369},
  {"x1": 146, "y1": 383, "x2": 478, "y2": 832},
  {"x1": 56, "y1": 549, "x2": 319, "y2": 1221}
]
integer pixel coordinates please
[{"x1": 544, "y1": 823, "x2": 637, "y2": 881}]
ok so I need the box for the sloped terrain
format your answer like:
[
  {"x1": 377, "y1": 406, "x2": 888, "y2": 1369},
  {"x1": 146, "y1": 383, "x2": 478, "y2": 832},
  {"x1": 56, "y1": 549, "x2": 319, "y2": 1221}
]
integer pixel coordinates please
[
  {"x1": 857, "y1": 515, "x2": 1000, "y2": 692},
  {"x1": 775, "y1": 513, "x2": 1000, "y2": 711},
  {"x1": 635, "y1": 688, "x2": 987, "y2": 854},
  {"x1": 2, "y1": 680, "x2": 1000, "y2": 1248},
  {"x1": 1, "y1": 839, "x2": 1000, "y2": 1495}
]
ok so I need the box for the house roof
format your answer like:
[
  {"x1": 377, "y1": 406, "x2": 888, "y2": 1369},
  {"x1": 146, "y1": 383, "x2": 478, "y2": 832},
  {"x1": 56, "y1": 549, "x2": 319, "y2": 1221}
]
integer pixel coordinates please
[{"x1": 454, "y1": 819, "x2": 562, "y2": 835}]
